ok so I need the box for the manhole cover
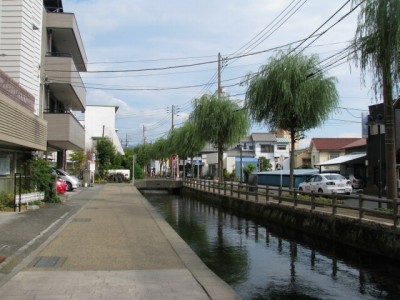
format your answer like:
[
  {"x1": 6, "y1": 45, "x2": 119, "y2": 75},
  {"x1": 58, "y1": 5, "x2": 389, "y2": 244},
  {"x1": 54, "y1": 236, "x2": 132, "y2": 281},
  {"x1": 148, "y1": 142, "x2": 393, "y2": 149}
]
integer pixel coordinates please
[
  {"x1": 32, "y1": 256, "x2": 66, "y2": 268},
  {"x1": 73, "y1": 218, "x2": 91, "y2": 222}
]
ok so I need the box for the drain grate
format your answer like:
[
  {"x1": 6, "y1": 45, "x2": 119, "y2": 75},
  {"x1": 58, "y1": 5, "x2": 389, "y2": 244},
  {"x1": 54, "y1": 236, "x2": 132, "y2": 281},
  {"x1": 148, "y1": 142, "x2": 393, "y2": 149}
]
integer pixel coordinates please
[
  {"x1": 31, "y1": 256, "x2": 66, "y2": 268},
  {"x1": 73, "y1": 218, "x2": 91, "y2": 222}
]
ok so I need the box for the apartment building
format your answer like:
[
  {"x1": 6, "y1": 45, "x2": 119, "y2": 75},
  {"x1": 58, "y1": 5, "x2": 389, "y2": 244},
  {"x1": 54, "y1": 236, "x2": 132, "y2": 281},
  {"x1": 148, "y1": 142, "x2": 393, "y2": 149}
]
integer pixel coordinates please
[
  {"x1": 0, "y1": 0, "x2": 87, "y2": 192},
  {"x1": 83, "y1": 105, "x2": 124, "y2": 155}
]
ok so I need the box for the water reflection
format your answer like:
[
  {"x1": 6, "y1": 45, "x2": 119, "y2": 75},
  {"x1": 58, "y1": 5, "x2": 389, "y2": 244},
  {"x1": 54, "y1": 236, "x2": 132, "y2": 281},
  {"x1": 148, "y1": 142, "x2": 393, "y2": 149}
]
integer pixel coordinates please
[{"x1": 143, "y1": 192, "x2": 400, "y2": 300}]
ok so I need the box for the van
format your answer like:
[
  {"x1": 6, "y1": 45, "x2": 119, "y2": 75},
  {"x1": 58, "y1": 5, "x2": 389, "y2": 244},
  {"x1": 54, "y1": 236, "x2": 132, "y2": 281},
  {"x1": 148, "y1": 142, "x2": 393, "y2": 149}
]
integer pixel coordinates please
[{"x1": 51, "y1": 168, "x2": 81, "y2": 191}]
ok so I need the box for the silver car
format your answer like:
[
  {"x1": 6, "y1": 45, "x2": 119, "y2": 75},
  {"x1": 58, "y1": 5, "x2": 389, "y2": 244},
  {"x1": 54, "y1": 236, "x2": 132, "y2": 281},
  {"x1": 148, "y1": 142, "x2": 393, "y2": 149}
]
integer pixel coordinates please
[{"x1": 51, "y1": 168, "x2": 81, "y2": 191}]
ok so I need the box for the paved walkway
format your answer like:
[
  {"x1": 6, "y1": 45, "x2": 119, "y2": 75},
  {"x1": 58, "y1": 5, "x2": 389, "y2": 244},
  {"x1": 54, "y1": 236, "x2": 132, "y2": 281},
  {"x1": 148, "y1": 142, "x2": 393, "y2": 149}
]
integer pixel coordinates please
[{"x1": 0, "y1": 184, "x2": 239, "y2": 300}]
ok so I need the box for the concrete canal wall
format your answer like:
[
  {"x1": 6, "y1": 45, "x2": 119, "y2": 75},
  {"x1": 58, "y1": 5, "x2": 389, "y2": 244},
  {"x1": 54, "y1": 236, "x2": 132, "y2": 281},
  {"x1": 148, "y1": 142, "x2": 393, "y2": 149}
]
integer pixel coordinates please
[{"x1": 182, "y1": 187, "x2": 400, "y2": 262}]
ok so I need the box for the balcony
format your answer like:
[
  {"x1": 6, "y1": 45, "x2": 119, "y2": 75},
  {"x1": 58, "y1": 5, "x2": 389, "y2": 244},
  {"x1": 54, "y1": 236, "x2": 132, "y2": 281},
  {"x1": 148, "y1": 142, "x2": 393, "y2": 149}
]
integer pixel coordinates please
[
  {"x1": 45, "y1": 55, "x2": 86, "y2": 112},
  {"x1": 45, "y1": 12, "x2": 87, "y2": 72},
  {"x1": 44, "y1": 112, "x2": 85, "y2": 151},
  {"x1": 0, "y1": 69, "x2": 35, "y2": 113},
  {"x1": 0, "y1": 92, "x2": 47, "y2": 151}
]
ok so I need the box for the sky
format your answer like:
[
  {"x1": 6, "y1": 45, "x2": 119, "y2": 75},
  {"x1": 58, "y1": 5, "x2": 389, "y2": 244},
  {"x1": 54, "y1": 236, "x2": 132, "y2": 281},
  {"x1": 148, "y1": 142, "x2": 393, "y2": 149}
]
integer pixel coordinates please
[{"x1": 63, "y1": 0, "x2": 377, "y2": 149}]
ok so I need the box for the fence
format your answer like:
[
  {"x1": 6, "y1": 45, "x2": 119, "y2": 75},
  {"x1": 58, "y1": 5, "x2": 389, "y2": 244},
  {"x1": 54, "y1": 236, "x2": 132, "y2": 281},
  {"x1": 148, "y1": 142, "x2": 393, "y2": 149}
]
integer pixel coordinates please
[{"x1": 183, "y1": 178, "x2": 400, "y2": 229}]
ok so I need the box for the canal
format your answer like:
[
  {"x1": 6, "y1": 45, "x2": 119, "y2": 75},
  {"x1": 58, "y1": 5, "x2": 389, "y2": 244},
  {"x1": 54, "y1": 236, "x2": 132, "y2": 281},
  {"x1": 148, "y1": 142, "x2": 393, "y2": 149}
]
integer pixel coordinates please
[{"x1": 143, "y1": 191, "x2": 400, "y2": 300}]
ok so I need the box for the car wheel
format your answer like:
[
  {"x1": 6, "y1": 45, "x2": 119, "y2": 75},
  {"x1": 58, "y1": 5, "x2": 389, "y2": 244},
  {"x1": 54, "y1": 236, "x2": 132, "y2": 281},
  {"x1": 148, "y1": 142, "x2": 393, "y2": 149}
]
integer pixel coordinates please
[
  {"x1": 318, "y1": 188, "x2": 323, "y2": 193},
  {"x1": 298, "y1": 187, "x2": 303, "y2": 192},
  {"x1": 66, "y1": 182, "x2": 73, "y2": 191}
]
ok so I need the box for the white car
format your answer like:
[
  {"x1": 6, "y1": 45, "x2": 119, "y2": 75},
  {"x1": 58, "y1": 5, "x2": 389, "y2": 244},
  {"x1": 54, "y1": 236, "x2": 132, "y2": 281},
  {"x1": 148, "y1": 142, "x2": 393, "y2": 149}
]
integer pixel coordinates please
[{"x1": 298, "y1": 173, "x2": 352, "y2": 195}]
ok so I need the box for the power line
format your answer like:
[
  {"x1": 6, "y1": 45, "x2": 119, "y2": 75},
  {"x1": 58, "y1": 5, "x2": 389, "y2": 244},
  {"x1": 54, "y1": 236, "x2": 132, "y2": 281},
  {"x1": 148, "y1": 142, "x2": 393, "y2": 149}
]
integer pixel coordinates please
[
  {"x1": 228, "y1": 0, "x2": 309, "y2": 66},
  {"x1": 289, "y1": 0, "x2": 353, "y2": 54}
]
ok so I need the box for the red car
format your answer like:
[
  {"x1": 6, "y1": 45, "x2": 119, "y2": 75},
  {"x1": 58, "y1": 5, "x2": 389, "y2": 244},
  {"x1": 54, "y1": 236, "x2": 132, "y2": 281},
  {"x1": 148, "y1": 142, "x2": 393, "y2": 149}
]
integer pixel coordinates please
[{"x1": 56, "y1": 178, "x2": 67, "y2": 194}]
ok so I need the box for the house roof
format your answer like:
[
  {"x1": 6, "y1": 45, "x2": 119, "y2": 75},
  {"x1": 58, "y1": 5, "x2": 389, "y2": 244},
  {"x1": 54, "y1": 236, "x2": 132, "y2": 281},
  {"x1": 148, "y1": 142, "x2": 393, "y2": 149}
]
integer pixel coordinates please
[
  {"x1": 251, "y1": 132, "x2": 276, "y2": 142},
  {"x1": 311, "y1": 138, "x2": 361, "y2": 151},
  {"x1": 276, "y1": 137, "x2": 290, "y2": 143},
  {"x1": 342, "y1": 138, "x2": 366, "y2": 149}
]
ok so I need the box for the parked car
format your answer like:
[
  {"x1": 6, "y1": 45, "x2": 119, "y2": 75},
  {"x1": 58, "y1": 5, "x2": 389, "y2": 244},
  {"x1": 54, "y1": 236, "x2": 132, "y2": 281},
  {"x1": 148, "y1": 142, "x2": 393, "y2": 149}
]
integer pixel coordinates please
[
  {"x1": 51, "y1": 168, "x2": 81, "y2": 191},
  {"x1": 298, "y1": 173, "x2": 352, "y2": 195},
  {"x1": 345, "y1": 174, "x2": 363, "y2": 189},
  {"x1": 56, "y1": 178, "x2": 67, "y2": 194}
]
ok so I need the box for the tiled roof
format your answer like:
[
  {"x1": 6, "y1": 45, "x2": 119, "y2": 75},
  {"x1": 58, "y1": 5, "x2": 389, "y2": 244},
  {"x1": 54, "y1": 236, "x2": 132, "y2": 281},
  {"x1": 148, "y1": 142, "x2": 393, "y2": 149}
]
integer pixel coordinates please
[
  {"x1": 251, "y1": 132, "x2": 276, "y2": 142},
  {"x1": 342, "y1": 138, "x2": 366, "y2": 149},
  {"x1": 311, "y1": 138, "x2": 361, "y2": 151},
  {"x1": 276, "y1": 137, "x2": 290, "y2": 143}
]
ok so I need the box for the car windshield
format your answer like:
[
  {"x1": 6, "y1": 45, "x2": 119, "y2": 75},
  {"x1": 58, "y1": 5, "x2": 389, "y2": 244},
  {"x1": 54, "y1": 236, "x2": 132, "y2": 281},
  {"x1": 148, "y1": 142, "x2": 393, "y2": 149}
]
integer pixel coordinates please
[{"x1": 324, "y1": 174, "x2": 345, "y2": 181}]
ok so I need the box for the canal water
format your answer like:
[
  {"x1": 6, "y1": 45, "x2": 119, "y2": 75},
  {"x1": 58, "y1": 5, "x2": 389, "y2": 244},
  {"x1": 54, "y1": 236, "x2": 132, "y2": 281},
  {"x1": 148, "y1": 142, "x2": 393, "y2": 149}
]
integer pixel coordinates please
[{"x1": 143, "y1": 191, "x2": 400, "y2": 300}]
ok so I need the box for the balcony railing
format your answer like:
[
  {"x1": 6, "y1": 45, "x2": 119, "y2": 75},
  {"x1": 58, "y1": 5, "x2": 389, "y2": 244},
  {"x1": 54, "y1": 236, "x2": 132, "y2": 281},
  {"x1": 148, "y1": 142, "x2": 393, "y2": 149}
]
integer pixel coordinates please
[
  {"x1": 0, "y1": 70, "x2": 35, "y2": 112},
  {"x1": 46, "y1": 52, "x2": 72, "y2": 58}
]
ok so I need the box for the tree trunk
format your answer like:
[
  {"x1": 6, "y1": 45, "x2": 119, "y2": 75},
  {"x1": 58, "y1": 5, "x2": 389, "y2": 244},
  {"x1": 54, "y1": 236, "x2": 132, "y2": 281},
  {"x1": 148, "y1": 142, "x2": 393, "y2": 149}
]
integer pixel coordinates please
[
  {"x1": 382, "y1": 67, "x2": 397, "y2": 200},
  {"x1": 289, "y1": 129, "x2": 296, "y2": 191},
  {"x1": 218, "y1": 146, "x2": 224, "y2": 183}
]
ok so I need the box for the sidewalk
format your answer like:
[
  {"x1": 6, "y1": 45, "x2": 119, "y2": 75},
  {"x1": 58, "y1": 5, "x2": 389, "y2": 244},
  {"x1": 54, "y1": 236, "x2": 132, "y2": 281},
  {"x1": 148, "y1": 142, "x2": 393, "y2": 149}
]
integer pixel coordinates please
[{"x1": 0, "y1": 184, "x2": 239, "y2": 300}]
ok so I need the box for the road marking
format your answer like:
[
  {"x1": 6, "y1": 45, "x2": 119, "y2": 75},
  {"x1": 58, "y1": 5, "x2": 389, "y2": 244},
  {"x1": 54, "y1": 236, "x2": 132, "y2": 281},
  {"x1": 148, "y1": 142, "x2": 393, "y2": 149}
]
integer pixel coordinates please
[{"x1": 16, "y1": 212, "x2": 69, "y2": 254}]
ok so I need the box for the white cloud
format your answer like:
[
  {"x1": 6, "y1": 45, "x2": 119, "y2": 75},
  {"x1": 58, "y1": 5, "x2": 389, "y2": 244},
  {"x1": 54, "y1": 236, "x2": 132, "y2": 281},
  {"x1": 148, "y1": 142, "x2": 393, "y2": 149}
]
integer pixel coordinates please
[{"x1": 63, "y1": 0, "x2": 372, "y2": 146}]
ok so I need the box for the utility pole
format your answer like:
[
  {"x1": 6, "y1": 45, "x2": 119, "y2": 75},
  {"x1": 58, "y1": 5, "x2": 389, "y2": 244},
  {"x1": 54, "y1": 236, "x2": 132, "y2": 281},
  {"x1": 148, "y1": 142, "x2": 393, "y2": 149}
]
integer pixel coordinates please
[
  {"x1": 143, "y1": 125, "x2": 146, "y2": 144},
  {"x1": 171, "y1": 104, "x2": 175, "y2": 130},
  {"x1": 218, "y1": 52, "x2": 222, "y2": 99}
]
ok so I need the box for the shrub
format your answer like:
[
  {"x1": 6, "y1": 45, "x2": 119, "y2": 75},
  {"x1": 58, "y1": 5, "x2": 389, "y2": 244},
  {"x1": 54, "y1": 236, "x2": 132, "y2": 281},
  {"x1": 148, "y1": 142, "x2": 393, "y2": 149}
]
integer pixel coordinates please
[
  {"x1": 28, "y1": 158, "x2": 59, "y2": 203},
  {"x1": 0, "y1": 191, "x2": 14, "y2": 211}
]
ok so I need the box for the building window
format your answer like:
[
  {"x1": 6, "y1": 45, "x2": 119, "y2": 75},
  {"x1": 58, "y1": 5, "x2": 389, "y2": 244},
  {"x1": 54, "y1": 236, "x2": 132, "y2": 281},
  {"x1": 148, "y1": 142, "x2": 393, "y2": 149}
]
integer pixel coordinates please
[
  {"x1": 277, "y1": 144, "x2": 286, "y2": 150},
  {"x1": 302, "y1": 158, "x2": 311, "y2": 167},
  {"x1": 260, "y1": 144, "x2": 274, "y2": 153},
  {"x1": 329, "y1": 152, "x2": 340, "y2": 159}
]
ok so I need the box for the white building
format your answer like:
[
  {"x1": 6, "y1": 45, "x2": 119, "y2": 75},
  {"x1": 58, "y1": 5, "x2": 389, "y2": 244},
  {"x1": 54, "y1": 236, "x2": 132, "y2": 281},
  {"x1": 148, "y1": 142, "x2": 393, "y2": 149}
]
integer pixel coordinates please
[
  {"x1": 248, "y1": 133, "x2": 290, "y2": 170},
  {"x1": 199, "y1": 132, "x2": 290, "y2": 178},
  {"x1": 83, "y1": 105, "x2": 124, "y2": 155},
  {"x1": 0, "y1": 0, "x2": 87, "y2": 192}
]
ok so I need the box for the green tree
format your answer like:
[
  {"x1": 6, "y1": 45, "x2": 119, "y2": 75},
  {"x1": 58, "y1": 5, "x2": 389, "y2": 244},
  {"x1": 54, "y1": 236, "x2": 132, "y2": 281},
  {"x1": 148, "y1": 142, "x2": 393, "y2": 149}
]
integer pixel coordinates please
[
  {"x1": 133, "y1": 143, "x2": 152, "y2": 175},
  {"x1": 96, "y1": 138, "x2": 116, "y2": 179},
  {"x1": 244, "y1": 51, "x2": 338, "y2": 190},
  {"x1": 243, "y1": 163, "x2": 257, "y2": 183},
  {"x1": 69, "y1": 150, "x2": 85, "y2": 177},
  {"x1": 29, "y1": 158, "x2": 58, "y2": 202},
  {"x1": 168, "y1": 122, "x2": 206, "y2": 178},
  {"x1": 151, "y1": 138, "x2": 170, "y2": 176},
  {"x1": 258, "y1": 156, "x2": 272, "y2": 171},
  {"x1": 352, "y1": 0, "x2": 400, "y2": 199},
  {"x1": 190, "y1": 94, "x2": 250, "y2": 182}
]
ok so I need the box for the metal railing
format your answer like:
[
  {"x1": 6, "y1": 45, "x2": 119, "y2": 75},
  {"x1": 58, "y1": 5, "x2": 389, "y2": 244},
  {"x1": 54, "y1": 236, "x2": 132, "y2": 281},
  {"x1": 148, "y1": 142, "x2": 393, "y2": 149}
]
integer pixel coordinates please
[
  {"x1": 183, "y1": 178, "x2": 400, "y2": 229},
  {"x1": 0, "y1": 70, "x2": 35, "y2": 112}
]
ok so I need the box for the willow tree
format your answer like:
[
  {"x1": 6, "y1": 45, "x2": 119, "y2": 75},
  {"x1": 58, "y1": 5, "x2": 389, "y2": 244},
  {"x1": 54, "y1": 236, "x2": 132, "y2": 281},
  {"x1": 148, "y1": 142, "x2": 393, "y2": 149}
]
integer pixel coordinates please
[
  {"x1": 177, "y1": 122, "x2": 206, "y2": 177},
  {"x1": 151, "y1": 138, "x2": 169, "y2": 176},
  {"x1": 244, "y1": 51, "x2": 338, "y2": 190},
  {"x1": 190, "y1": 94, "x2": 250, "y2": 182},
  {"x1": 352, "y1": 0, "x2": 400, "y2": 200}
]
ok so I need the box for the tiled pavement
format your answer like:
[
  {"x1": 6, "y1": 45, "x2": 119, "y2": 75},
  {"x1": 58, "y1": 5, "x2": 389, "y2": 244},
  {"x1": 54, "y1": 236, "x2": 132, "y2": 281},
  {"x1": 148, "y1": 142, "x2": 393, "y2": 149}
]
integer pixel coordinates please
[{"x1": 0, "y1": 184, "x2": 239, "y2": 300}]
